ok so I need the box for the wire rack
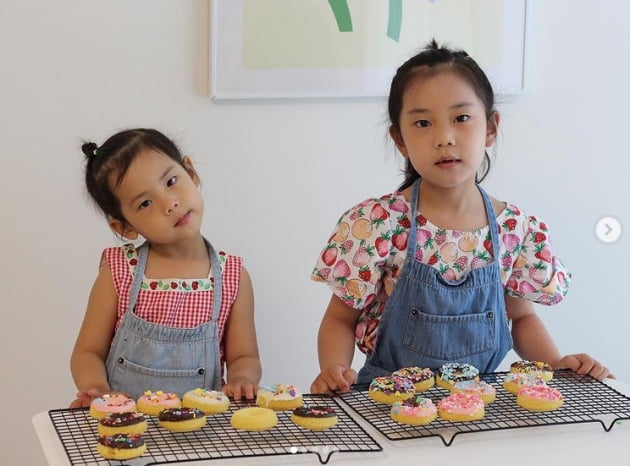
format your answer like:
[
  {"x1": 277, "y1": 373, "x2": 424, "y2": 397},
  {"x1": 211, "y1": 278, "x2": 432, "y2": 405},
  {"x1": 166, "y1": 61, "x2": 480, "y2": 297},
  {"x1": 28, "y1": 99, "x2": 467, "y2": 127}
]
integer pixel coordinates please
[
  {"x1": 338, "y1": 369, "x2": 630, "y2": 446},
  {"x1": 48, "y1": 394, "x2": 382, "y2": 466}
]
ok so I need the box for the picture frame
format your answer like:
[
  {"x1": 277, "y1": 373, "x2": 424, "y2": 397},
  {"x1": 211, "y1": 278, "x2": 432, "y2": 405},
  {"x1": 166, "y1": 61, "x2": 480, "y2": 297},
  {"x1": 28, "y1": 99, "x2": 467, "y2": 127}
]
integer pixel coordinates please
[{"x1": 210, "y1": 0, "x2": 527, "y2": 100}]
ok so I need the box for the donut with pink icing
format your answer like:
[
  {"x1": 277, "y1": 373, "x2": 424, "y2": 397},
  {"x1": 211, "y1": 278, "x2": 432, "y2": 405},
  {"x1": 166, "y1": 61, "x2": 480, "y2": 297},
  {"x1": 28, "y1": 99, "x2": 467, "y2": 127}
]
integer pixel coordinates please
[
  {"x1": 390, "y1": 395, "x2": 437, "y2": 425},
  {"x1": 136, "y1": 390, "x2": 181, "y2": 416},
  {"x1": 451, "y1": 380, "x2": 496, "y2": 404},
  {"x1": 89, "y1": 393, "x2": 137, "y2": 420},
  {"x1": 437, "y1": 392, "x2": 485, "y2": 422},
  {"x1": 516, "y1": 384, "x2": 563, "y2": 412}
]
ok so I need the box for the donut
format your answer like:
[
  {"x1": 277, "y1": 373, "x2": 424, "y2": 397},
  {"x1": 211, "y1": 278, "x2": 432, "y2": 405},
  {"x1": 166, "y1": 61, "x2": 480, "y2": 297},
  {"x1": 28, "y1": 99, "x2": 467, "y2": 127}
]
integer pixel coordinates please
[
  {"x1": 436, "y1": 363, "x2": 479, "y2": 390},
  {"x1": 89, "y1": 394, "x2": 137, "y2": 420},
  {"x1": 136, "y1": 390, "x2": 181, "y2": 416},
  {"x1": 392, "y1": 367, "x2": 435, "y2": 392},
  {"x1": 510, "y1": 360, "x2": 554, "y2": 381},
  {"x1": 451, "y1": 380, "x2": 496, "y2": 405},
  {"x1": 182, "y1": 388, "x2": 230, "y2": 415},
  {"x1": 368, "y1": 376, "x2": 416, "y2": 405},
  {"x1": 256, "y1": 384, "x2": 303, "y2": 411},
  {"x1": 291, "y1": 405, "x2": 338, "y2": 431},
  {"x1": 96, "y1": 433, "x2": 146, "y2": 460},
  {"x1": 502, "y1": 372, "x2": 547, "y2": 395},
  {"x1": 390, "y1": 395, "x2": 437, "y2": 426},
  {"x1": 516, "y1": 385, "x2": 563, "y2": 412},
  {"x1": 230, "y1": 407, "x2": 278, "y2": 431},
  {"x1": 158, "y1": 407, "x2": 207, "y2": 432},
  {"x1": 98, "y1": 412, "x2": 148, "y2": 436},
  {"x1": 437, "y1": 392, "x2": 485, "y2": 422}
]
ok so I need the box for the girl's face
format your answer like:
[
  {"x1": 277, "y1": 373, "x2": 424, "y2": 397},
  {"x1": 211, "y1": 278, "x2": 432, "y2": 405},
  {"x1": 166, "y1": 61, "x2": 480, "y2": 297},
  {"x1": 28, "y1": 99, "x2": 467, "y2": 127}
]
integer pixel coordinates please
[
  {"x1": 109, "y1": 149, "x2": 204, "y2": 245},
  {"x1": 391, "y1": 70, "x2": 498, "y2": 190}
]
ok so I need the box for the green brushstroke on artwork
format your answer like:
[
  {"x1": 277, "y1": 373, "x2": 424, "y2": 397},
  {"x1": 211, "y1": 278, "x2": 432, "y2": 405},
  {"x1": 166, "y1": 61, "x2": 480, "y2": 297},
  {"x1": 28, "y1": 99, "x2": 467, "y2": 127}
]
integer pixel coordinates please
[
  {"x1": 387, "y1": 0, "x2": 402, "y2": 41},
  {"x1": 328, "y1": 0, "x2": 352, "y2": 32}
]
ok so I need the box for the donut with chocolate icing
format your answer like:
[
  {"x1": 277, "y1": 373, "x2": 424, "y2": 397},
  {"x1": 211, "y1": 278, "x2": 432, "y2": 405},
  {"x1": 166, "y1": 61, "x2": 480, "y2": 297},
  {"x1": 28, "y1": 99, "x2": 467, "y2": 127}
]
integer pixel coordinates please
[
  {"x1": 368, "y1": 376, "x2": 416, "y2": 405},
  {"x1": 256, "y1": 384, "x2": 303, "y2": 411},
  {"x1": 436, "y1": 363, "x2": 479, "y2": 390},
  {"x1": 390, "y1": 395, "x2": 437, "y2": 425},
  {"x1": 137, "y1": 390, "x2": 181, "y2": 416},
  {"x1": 182, "y1": 388, "x2": 230, "y2": 414},
  {"x1": 158, "y1": 407, "x2": 207, "y2": 432},
  {"x1": 510, "y1": 360, "x2": 554, "y2": 381},
  {"x1": 89, "y1": 393, "x2": 137, "y2": 420},
  {"x1": 291, "y1": 405, "x2": 338, "y2": 430},
  {"x1": 392, "y1": 367, "x2": 435, "y2": 392},
  {"x1": 96, "y1": 433, "x2": 146, "y2": 460},
  {"x1": 98, "y1": 412, "x2": 148, "y2": 436}
]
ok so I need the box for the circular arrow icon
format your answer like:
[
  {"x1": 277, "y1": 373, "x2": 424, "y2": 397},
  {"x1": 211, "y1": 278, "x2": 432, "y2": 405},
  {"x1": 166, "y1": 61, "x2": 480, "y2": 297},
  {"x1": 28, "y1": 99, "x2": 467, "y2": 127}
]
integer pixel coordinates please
[{"x1": 595, "y1": 216, "x2": 622, "y2": 243}]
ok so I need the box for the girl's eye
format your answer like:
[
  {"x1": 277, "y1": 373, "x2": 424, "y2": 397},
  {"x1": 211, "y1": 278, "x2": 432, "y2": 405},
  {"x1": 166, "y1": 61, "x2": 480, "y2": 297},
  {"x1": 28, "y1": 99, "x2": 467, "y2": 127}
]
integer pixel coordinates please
[
  {"x1": 167, "y1": 176, "x2": 177, "y2": 187},
  {"x1": 455, "y1": 114, "x2": 470, "y2": 122},
  {"x1": 415, "y1": 120, "x2": 431, "y2": 128},
  {"x1": 139, "y1": 200, "x2": 152, "y2": 210}
]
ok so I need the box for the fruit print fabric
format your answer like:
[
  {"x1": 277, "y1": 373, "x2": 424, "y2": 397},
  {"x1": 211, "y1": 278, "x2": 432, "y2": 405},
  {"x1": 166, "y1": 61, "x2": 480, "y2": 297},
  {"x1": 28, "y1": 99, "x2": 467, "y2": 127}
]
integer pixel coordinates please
[{"x1": 311, "y1": 191, "x2": 571, "y2": 355}]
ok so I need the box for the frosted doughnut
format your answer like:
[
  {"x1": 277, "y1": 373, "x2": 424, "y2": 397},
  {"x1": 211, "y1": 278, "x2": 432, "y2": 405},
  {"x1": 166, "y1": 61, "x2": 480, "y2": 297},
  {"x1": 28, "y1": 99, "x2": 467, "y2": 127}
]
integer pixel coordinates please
[
  {"x1": 451, "y1": 380, "x2": 496, "y2": 404},
  {"x1": 96, "y1": 434, "x2": 146, "y2": 460},
  {"x1": 502, "y1": 372, "x2": 547, "y2": 395},
  {"x1": 256, "y1": 384, "x2": 303, "y2": 411},
  {"x1": 231, "y1": 407, "x2": 278, "y2": 431},
  {"x1": 517, "y1": 385, "x2": 563, "y2": 412},
  {"x1": 182, "y1": 388, "x2": 230, "y2": 414},
  {"x1": 158, "y1": 407, "x2": 207, "y2": 432},
  {"x1": 368, "y1": 376, "x2": 416, "y2": 405},
  {"x1": 510, "y1": 360, "x2": 554, "y2": 381},
  {"x1": 390, "y1": 395, "x2": 437, "y2": 425},
  {"x1": 89, "y1": 394, "x2": 137, "y2": 420},
  {"x1": 136, "y1": 390, "x2": 181, "y2": 416},
  {"x1": 291, "y1": 405, "x2": 338, "y2": 431},
  {"x1": 437, "y1": 392, "x2": 485, "y2": 422},
  {"x1": 98, "y1": 412, "x2": 148, "y2": 436},
  {"x1": 436, "y1": 363, "x2": 479, "y2": 390},
  {"x1": 392, "y1": 367, "x2": 435, "y2": 392}
]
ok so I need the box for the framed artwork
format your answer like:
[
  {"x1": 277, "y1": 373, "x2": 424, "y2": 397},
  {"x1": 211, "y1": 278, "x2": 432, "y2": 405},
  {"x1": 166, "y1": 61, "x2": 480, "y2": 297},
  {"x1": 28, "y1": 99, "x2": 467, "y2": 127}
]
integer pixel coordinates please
[{"x1": 211, "y1": 0, "x2": 527, "y2": 99}]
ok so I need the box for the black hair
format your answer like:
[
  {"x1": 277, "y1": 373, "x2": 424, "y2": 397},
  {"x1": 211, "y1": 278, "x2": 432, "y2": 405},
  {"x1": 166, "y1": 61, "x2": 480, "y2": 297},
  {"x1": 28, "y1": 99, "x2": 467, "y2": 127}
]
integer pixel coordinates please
[
  {"x1": 82, "y1": 128, "x2": 187, "y2": 225},
  {"x1": 388, "y1": 39, "x2": 496, "y2": 190}
]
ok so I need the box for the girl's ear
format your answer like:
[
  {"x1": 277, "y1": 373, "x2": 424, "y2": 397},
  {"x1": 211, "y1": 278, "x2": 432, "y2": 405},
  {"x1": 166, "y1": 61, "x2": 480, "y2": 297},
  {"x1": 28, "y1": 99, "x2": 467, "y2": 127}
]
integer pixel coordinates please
[
  {"x1": 486, "y1": 111, "x2": 500, "y2": 146},
  {"x1": 182, "y1": 156, "x2": 200, "y2": 186},
  {"x1": 389, "y1": 126, "x2": 409, "y2": 158},
  {"x1": 108, "y1": 218, "x2": 138, "y2": 241}
]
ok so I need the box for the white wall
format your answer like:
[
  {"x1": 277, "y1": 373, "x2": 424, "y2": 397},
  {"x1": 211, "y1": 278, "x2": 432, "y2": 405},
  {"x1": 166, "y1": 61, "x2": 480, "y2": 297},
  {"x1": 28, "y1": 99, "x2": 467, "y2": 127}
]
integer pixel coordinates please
[{"x1": 1, "y1": 1, "x2": 628, "y2": 464}]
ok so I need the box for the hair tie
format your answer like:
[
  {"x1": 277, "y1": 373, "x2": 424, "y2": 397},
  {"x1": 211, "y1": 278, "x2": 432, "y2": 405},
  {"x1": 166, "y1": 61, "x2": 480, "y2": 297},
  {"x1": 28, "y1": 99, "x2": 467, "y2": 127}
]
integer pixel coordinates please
[{"x1": 82, "y1": 141, "x2": 99, "y2": 159}]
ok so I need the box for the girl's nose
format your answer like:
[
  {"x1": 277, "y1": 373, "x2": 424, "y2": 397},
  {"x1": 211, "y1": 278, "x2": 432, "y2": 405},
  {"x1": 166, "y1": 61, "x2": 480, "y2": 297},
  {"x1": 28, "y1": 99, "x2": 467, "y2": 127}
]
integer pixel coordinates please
[
  {"x1": 165, "y1": 200, "x2": 179, "y2": 214},
  {"x1": 434, "y1": 127, "x2": 455, "y2": 148}
]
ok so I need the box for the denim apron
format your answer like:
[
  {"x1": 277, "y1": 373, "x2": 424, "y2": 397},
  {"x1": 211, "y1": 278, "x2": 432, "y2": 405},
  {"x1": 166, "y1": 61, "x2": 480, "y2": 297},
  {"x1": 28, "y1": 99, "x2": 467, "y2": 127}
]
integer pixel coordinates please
[
  {"x1": 357, "y1": 179, "x2": 512, "y2": 383},
  {"x1": 105, "y1": 239, "x2": 223, "y2": 399}
]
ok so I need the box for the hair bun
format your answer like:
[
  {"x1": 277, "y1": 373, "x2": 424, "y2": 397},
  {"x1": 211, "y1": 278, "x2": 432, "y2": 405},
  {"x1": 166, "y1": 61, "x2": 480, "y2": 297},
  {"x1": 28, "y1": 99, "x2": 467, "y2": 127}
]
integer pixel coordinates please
[{"x1": 82, "y1": 142, "x2": 98, "y2": 158}]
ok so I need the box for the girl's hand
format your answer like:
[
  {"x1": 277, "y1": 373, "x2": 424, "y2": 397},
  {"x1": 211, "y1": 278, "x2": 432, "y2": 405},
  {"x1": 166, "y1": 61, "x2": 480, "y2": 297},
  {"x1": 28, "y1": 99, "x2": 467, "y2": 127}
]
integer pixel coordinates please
[
  {"x1": 310, "y1": 366, "x2": 357, "y2": 394},
  {"x1": 555, "y1": 353, "x2": 614, "y2": 381},
  {"x1": 223, "y1": 381, "x2": 259, "y2": 400},
  {"x1": 69, "y1": 387, "x2": 105, "y2": 408}
]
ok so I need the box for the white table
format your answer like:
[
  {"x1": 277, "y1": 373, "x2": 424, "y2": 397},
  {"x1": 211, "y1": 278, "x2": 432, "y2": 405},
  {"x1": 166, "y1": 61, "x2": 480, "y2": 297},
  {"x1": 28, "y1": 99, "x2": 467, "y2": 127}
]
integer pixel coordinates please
[{"x1": 33, "y1": 378, "x2": 630, "y2": 466}]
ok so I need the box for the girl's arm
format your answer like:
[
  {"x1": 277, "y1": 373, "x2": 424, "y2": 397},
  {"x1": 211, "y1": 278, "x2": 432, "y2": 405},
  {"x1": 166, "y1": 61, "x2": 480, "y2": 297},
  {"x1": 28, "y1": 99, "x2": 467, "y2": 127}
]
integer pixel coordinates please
[
  {"x1": 222, "y1": 266, "x2": 262, "y2": 400},
  {"x1": 506, "y1": 295, "x2": 612, "y2": 380},
  {"x1": 310, "y1": 294, "x2": 361, "y2": 394},
  {"x1": 69, "y1": 262, "x2": 119, "y2": 407}
]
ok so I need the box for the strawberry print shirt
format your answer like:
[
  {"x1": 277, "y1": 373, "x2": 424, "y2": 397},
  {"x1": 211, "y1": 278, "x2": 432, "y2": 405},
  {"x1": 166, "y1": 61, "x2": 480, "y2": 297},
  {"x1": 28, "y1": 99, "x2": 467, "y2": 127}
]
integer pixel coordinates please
[
  {"x1": 103, "y1": 243, "x2": 243, "y2": 364},
  {"x1": 311, "y1": 191, "x2": 571, "y2": 355}
]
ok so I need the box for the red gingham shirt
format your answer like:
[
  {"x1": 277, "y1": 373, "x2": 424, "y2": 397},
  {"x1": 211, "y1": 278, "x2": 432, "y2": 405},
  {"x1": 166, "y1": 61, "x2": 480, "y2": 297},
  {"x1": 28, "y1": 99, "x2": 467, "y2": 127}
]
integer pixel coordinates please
[{"x1": 103, "y1": 244, "x2": 243, "y2": 365}]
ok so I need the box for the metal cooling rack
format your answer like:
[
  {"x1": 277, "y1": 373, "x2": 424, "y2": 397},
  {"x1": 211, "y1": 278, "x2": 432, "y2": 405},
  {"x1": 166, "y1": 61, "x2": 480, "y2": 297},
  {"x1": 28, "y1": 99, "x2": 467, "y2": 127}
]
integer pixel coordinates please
[
  {"x1": 48, "y1": 394, "x2": 382, "y2": 465},
  {"x1": 338, "y1": 369, "x2": 630, "y2": 446}
]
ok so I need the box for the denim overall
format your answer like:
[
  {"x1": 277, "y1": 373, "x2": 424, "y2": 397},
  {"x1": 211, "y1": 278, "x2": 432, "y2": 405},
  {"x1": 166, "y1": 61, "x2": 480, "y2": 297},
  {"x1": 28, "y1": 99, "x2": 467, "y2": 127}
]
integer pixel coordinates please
[
  {"x1": 105, "y1": 240, "x2": 223, "y2": 399},
  {"x1": 357, "y1": 179, "x2": 512, "y2": 383}
]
